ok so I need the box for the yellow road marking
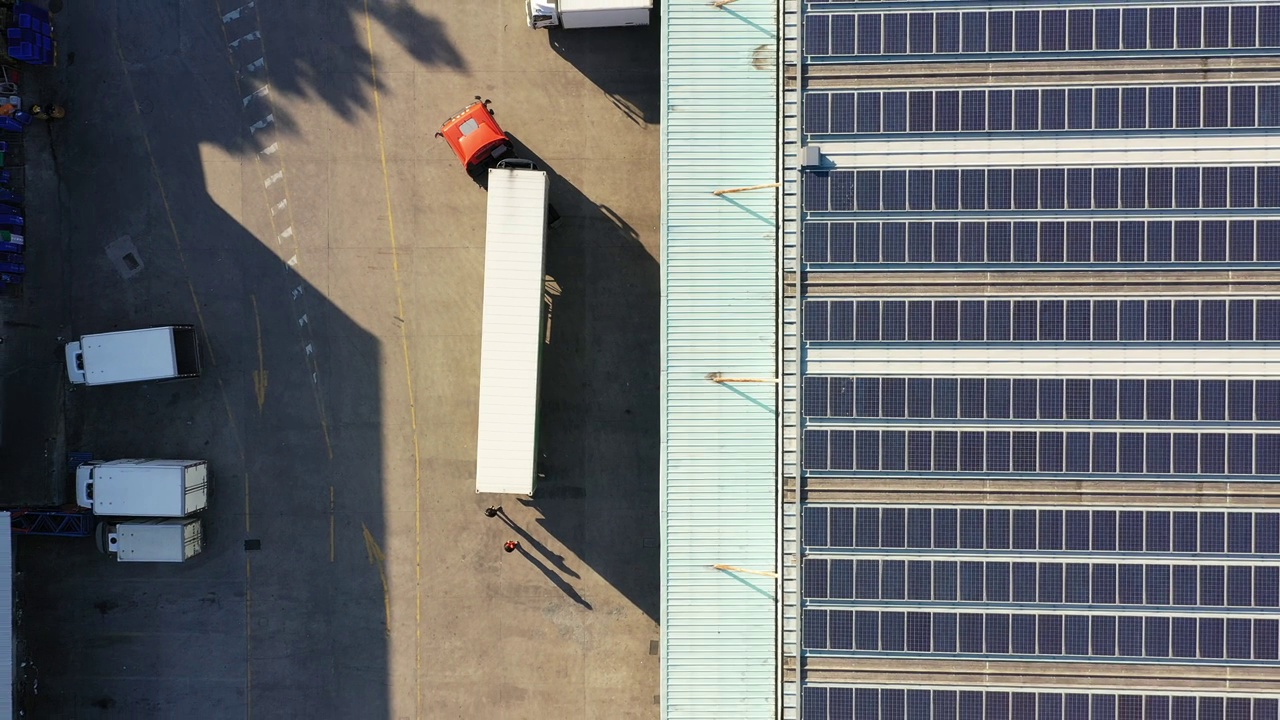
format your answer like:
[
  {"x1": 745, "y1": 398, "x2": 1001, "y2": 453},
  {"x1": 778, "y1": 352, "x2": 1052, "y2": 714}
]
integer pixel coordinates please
[
  {"x1": 361, "y1": 2, "x2": 425, "y2": 713},
  {"x1": 362, "y1": 523, "x2": 392, "y2": 638},
  {"x1": 329, "y1": 486, "x2": 335, "y2": 563},
  {"x1": 251, "y1": 294, "x2": 268, "y2": 412}
]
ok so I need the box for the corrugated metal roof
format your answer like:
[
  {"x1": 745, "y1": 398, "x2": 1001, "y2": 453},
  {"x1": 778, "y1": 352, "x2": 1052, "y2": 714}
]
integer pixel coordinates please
[
  {"x1": 661, "y1": 0, "x2": 779, "y2": 716},
  {"x1": 475, "y1": 169, "x2": 550, "y2": 495}
]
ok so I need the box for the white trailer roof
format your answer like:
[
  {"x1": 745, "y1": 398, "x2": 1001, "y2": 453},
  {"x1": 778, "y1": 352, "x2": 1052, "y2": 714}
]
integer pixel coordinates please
[
  {"x1": 475, "y1": 168, "x2": 549, "y2": 495},
  {"x1": 560, "y1": 0, "x2": 652, "y2": 10},
  {"x1": 82, "y1": 327, "x2": 177, "y2": 384}
]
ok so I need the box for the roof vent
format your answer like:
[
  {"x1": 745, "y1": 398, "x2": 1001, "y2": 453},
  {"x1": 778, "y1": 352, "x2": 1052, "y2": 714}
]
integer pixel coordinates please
[{"x1": 800, "y1": 145, "x2": 823, "y2": 169}]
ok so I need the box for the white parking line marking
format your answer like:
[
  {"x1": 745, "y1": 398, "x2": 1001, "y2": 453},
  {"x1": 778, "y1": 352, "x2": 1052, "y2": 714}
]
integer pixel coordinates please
[
  {"x1": 248, "y1": 114, "x2": 275, "y2": 134},
  {"x1": 243, "y1": 85, "x2": 270, "y2": 107},
  {"x1": 222, "y1": 2, "x2": 255, "y2": 23},
  {"x1": 228, "y1": 30, "x2": 261, "y2": 48}
]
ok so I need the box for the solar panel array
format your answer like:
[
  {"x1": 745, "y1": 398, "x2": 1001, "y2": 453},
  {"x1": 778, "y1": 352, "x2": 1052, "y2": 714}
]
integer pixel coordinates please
[
  {"x1": 804, "y1": 6, "x2": 1280, "y2": 58},
  {"x1": 805, "y1": 167, "x2": 1280, "y2": 213},
  {"x1": 804, "y1": 298, "x2": 1280, "y2": 342},
  {"x1": 803, "y1": 220, "x2": 1280, "y2": 267},
  {"x1": 805, "y1": 85, "x2": 1280, "y2": 134},
  {"x1": 803, "y1": 688, "x2": 1280, "y2": 720},
  {"x1": 793, "y1": 0, "x2": 1280, "y2": 707},
  {"x1": 803, "y1": 506, "x2": 1280, "y2": 553},
  {"x1": 804, "y1": 429, "x2": 1280, "y2": 475},
  {"x1": 803, "y1": 377, "x2": 1280, "y2": 422}
]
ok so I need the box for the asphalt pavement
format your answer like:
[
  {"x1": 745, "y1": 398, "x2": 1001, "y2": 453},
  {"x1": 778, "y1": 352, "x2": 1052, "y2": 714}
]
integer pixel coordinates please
[{"x1": 11, "y1": 1, "x2": 661, "y2": 717}]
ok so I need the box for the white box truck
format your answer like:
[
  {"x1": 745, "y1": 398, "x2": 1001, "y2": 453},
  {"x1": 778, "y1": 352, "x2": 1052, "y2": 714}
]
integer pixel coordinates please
[
  {"x1": 76, "y1": 459, "x2": 210, "y2": 517},
  {"x1": 65, "y1": 325, "x2": 201, "y2": 386},
  {"x1": 99, "y1": 518, "x2": 204, "y2": 563},
  {"x1": 475, "y1": 164, "x2": 549, "y2": 496},
  {"x1": 527, "y1": 0, "x2": 651, "y2": 29}
]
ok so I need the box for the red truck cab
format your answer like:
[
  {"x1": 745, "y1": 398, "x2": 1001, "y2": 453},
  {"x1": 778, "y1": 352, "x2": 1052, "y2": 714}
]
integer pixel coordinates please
[{"x1": 436, "y1": 99, "x2": 515, "y2": 179}]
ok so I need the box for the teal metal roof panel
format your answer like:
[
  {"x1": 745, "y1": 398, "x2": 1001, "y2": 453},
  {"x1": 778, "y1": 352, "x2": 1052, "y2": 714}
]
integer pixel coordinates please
[{"x1": 661, "y1": 0, "x2": 779, "y2": 717}]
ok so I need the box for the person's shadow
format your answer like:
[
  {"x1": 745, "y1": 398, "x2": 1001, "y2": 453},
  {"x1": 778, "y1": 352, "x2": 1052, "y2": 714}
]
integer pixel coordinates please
[
  {"x1": 497, "y1": 509, "x2": 579, "y2": 579},
  {"x1": 514, "y1": 544, "x2": 591, "y2": 610}
]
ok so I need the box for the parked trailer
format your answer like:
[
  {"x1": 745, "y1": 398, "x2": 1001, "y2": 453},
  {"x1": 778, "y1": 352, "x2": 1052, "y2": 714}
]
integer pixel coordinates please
[
  {"x1": 65, "y1": 325, "x2": 201, "y2": 386},
  {"x1": 475, "y1": 166, "x2": 549, "y2": 496},
  {"x1": 98, "y1": 518, "x2": 204, "y2": 563},
  {"x1": 76, "y1": 459, "x2": 209, "y2": 517},
  {"x1": 527, "y1": 0, "x2": 651, "y2": 29}
]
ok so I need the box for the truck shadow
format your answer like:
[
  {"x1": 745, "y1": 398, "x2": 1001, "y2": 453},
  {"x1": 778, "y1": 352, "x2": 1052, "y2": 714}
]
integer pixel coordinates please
[
  {"x1": 545, "y1": 18, "x2": 660, "y2": 127},
  {"x1": 504, "y1": 132, "x2": 660, "y2": 622}
]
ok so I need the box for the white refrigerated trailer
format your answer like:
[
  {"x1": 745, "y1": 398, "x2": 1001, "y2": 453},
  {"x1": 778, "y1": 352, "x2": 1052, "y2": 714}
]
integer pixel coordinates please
[
  {"x1": 474, "y1": 165, "x2": 549, "y2": 496},
  {"x1": 526, "y1": 0, "x2": 651, "y2": 29}
]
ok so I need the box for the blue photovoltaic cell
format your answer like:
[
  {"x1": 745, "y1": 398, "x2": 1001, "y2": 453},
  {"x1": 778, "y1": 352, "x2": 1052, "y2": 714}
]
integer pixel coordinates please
[
  {"x1": 803, "y1": 505, "x2": 1280, "y2": 555},
  {"x1": 804, "y1": 298, "x2": 1276, "y2": 342},
  {"x1": 804, "y1": 6, "x2": 1280, "y2": 58}
]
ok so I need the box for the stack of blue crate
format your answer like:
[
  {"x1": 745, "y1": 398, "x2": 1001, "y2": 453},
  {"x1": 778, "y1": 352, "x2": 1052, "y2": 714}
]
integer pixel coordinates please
[{"x1": 7, "y1": 3, "x2": 52, "y2": 65}]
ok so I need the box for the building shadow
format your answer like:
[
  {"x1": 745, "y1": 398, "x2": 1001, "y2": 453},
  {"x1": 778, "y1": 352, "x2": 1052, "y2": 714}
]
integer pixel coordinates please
[
  {"x1": 4, "y1": 0, "x2": 466, "y2": 716},
  {"x1": 502, "y1": 133, "x2": 661, "y2": 623}
]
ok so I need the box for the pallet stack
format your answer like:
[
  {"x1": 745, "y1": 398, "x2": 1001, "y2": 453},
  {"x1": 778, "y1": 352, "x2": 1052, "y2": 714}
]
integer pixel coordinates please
[
  {"x1": 0, "y1": 164, "x2": 25, "y2": 291},
  {"x1": 6, "y1": 2, "x2": 52, "y2": 66}
]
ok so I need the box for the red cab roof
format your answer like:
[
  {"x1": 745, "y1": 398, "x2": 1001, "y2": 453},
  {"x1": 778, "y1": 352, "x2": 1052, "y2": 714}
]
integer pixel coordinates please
[{"x1": 438, "y1": 101, "x2": 513, "y2": 173}]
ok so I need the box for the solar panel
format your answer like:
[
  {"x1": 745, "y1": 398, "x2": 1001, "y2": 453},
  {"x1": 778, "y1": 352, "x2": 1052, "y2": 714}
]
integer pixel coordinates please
[
  {"x1": 830, "y1": 92, "x2": 856, "y2": 133},
  {"x1": 805, "y1": 14, "x2": 830, "y2": 55},
  {"x1": 1234, "y1": 6, "x2": 1258, "y2": 47},
  {"x1": 989, "y1": 11, "x2": 1013, "y2": 52},
  {"x1": 831, "y1": 14, "x2": 856, "y2": 55},
  {"x1": 1206, "y1": 5, "x2": 1230, "y2": 46},
  {"x1": 1178, "y1": 6, "x2": 1202, "y2": 47}
]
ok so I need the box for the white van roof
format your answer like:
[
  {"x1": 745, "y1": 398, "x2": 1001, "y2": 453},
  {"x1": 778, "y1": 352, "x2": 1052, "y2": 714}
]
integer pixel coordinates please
[{"x1": 82, "y1": 328, "x2": 177, "y2": 384}]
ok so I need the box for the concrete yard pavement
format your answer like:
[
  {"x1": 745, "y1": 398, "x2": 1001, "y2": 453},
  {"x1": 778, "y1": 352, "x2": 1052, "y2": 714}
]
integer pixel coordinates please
[{"x1": 14, "y1": 0, "x2": 660, "y2": 717}]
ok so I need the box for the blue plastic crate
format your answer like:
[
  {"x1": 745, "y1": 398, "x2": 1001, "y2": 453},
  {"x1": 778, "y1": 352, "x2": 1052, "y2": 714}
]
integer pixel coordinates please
[{"x1": 15, "y1": 3, "x2": 49, "y2": 22}]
